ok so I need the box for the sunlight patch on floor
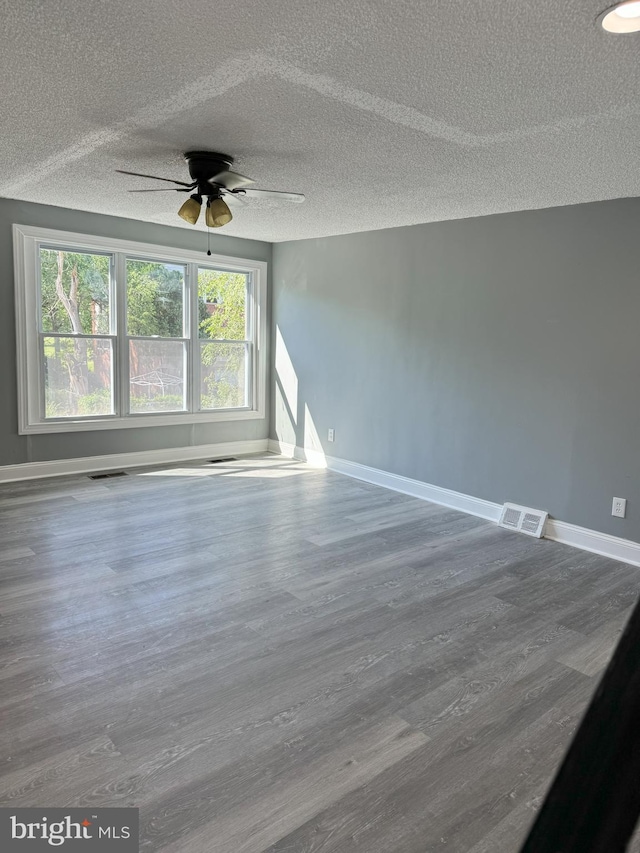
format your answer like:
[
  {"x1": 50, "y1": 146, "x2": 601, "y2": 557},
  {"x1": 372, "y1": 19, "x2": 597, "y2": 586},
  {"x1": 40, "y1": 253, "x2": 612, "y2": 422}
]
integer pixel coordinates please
[{"x1": 135, "y1": 458, "x2": 313, "y2": 478}]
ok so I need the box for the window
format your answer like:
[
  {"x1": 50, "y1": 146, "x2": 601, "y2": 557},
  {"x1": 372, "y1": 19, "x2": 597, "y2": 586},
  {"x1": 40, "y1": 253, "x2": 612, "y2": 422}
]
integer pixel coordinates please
[
  {"x1": 126, "y1": 259, "x2": 187, "y2": 414},
  {"x1": 14, "y1": 225, "x2": 267, "y2": 434}
]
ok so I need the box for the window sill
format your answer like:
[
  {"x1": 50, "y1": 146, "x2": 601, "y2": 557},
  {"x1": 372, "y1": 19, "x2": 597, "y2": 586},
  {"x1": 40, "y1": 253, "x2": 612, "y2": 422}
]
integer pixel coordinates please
[{"x1": 19, "y1": 408, "x2": 264, "y2": 435}]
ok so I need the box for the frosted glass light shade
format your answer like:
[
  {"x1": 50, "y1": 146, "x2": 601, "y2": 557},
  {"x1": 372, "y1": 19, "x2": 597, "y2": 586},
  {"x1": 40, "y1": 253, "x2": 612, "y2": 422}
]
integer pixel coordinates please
[
  {"x1": 206, "y1": 198, "x2": 233, "y2": 228},
  {"x1": 178, "y1": 196, "x2": 202, "y2": 225}
]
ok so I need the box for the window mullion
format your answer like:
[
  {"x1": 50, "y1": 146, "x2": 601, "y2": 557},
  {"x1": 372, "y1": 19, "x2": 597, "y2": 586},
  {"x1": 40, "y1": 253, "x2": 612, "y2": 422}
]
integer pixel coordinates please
[
  {"x1": 38, "y1": 333, "x2": 47, "y2": 422},
  {"x1": 189, "y1": 262, "x2": 200, "y2": 412},
  {"x1": 35, "y1": 251, "x2": 46, "y2": 423},
  {"x1": 248, "y1": 272, "x2": 257, "y2": 410},
  {"x1": 245, "y1": 340, "x2": 252, "y2": 409},
  {"x1": 115, "y1": 252, "x2": 129, "y2": 417}
]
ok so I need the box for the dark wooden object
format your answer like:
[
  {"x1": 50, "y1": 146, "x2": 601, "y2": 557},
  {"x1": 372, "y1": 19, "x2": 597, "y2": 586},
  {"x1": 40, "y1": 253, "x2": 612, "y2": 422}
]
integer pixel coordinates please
[{"x1": 520, "y1": 593, "x2": 640, "y2": 853}]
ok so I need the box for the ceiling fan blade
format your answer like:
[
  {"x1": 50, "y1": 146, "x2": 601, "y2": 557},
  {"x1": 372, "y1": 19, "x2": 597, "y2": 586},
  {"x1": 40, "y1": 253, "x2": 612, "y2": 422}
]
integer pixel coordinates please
[
  {"x1": 221, "y1": 189, "x2": 248, "y2": 205},
  {"x1": 233, "y1": 188, "x2": 305, "y2": 203},
  {"x1": 127, "y1": 187, "x2": 191, "y2": 193},
  {"x1": 116, "y1": 169, "x2": 194, "y2": 188},
  {"x1": 209, "y1": 169, "x2": 255, "y2": 190}
]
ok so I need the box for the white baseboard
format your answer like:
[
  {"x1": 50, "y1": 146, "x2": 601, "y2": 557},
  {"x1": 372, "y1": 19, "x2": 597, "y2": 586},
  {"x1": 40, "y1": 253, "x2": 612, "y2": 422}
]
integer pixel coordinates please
[
  {"x1": 545, "y1": 519, "x2": 640, "y2": 568},
  {"x1": 6, "y1": 436, "x2": 640, "y2": 568},
  {"x1": 0, "y1": 439, "x2": 270, "y2": 483},
  {"x1": 268, "y1": 439, "x2": 501, "y2": 521},
  {"x1": 268, "y1": 439, "x2": 640, "y2": 568}
]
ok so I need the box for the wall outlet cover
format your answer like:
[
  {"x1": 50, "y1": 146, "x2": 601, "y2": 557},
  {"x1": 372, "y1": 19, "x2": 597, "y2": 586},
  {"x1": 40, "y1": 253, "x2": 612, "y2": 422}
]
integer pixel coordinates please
[{"x1": 612, "y1": 497, "x2": 627, "y2": 518}]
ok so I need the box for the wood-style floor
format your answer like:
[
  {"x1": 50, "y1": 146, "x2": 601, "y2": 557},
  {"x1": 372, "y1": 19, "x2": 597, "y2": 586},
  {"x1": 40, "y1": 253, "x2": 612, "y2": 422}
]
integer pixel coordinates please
[{"x1": 1, "y1": 454, "x2": 639, "y2": 852}]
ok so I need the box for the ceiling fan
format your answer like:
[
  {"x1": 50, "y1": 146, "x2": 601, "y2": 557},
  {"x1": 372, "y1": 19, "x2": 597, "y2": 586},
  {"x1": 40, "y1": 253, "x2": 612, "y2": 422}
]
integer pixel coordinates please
[{"x1": 116, "y1": 150, "x2": 305, "y2": 230}]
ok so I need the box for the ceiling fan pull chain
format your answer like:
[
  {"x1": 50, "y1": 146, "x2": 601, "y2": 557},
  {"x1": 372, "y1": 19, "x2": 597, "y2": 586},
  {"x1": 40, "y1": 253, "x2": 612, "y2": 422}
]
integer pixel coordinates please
[{"x1": 207, "y1": 227, "x2": 211, "y2": 256}]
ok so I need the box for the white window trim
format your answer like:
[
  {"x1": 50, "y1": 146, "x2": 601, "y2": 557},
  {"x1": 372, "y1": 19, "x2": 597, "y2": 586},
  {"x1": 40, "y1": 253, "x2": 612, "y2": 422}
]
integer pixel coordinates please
[{"x1": 13, "y1": 223, "x2": 268, "y2": 435}]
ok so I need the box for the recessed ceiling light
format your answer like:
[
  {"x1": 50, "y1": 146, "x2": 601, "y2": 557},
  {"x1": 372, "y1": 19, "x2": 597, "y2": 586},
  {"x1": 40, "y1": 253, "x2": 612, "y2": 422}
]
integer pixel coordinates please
[{"x1": 599, "y1": 0, "x2": 640, "y2": 32}]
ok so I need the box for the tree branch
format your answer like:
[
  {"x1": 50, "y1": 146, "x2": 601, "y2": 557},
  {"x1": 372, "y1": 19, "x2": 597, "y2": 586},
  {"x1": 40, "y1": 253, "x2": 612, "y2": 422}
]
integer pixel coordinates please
[{"x1": 55, "y1": 252, "x2": 82, "y2": 334}]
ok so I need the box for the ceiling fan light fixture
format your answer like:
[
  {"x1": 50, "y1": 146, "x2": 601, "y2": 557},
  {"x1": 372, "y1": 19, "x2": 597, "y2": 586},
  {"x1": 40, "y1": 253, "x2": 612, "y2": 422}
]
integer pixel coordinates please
[
  {"x1": 599, "y1": 0, "x2": 640, "y2": 32},
  {"x1": 178, "y1": 194, "x2": 202, "y2": 225},
  {"x1": 206, "y1": 197, "x2": 233, "y2": 228}
]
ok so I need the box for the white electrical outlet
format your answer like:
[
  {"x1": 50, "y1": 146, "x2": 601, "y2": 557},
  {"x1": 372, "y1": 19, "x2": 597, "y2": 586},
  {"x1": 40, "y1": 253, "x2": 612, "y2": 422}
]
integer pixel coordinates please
[
  {"x1": 612, "y1": 497, "x2": 627, "y2": 518},
  {"x1": 327, "y1": 428, "x2": 335, "y2": 442}
]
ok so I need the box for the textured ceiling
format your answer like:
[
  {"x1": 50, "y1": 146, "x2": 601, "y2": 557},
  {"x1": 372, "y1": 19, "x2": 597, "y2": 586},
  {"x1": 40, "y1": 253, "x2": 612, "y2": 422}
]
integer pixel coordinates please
[{"x1": 2, "y1": 0, "x2": 640, "y2": 243}]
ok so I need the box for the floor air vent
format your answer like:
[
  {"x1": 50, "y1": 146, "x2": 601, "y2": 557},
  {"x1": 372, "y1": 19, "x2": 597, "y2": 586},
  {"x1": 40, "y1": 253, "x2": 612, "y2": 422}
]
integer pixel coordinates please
[
  {"x1": 88, "y1": 471, "x2": 128, "y2": 480},
  {"x1": 208, "y1": 457, "x2": 237, "y2": 463},
  {"x1": 498, "y1": 503, "x2": 548, "y2": 538}
]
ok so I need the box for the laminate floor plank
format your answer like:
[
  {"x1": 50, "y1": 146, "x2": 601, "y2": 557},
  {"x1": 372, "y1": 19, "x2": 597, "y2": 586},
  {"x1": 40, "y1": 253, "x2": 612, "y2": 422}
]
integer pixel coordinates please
[
  {"x1": 554, "y1": 605, "x2": 633, "y2": 677},
  {"x1": 0, "y1": 454, "x2": 636, "y2": 851},
  {"x1": 158, "y1": 716, "x2": 428, "y2": 853},
  {"x1": 265, "y1": 666, "x2": 593, "y2": 853}
]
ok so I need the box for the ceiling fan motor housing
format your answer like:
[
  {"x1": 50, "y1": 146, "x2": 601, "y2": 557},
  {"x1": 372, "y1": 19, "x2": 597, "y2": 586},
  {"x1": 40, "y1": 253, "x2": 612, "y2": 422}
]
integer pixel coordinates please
[{"x1": 184, "y1": 151, "x2": 233, "y2": 195}]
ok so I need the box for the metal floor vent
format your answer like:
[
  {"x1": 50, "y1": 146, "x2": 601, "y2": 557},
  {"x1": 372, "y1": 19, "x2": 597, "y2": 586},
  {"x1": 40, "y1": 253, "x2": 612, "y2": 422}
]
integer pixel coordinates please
[
  {"x1": 88, "y1": 471, "x2": 128, "y2": 480},
  {"x1": 208, "y1": 457, "x2": 237, "y2": 463},
  {"x1": 498, "y1": 502, "x2": 548, "y2": 538}
]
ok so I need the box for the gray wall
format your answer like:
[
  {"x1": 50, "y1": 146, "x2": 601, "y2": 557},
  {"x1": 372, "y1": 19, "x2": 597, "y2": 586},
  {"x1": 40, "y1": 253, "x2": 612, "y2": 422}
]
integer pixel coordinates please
[
  {"x1": 272, "y1": 198, "x2": 640, "y2": 541},
  {"x1": 0, "y1": 197, "x2": 271, "y2": 466}
]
